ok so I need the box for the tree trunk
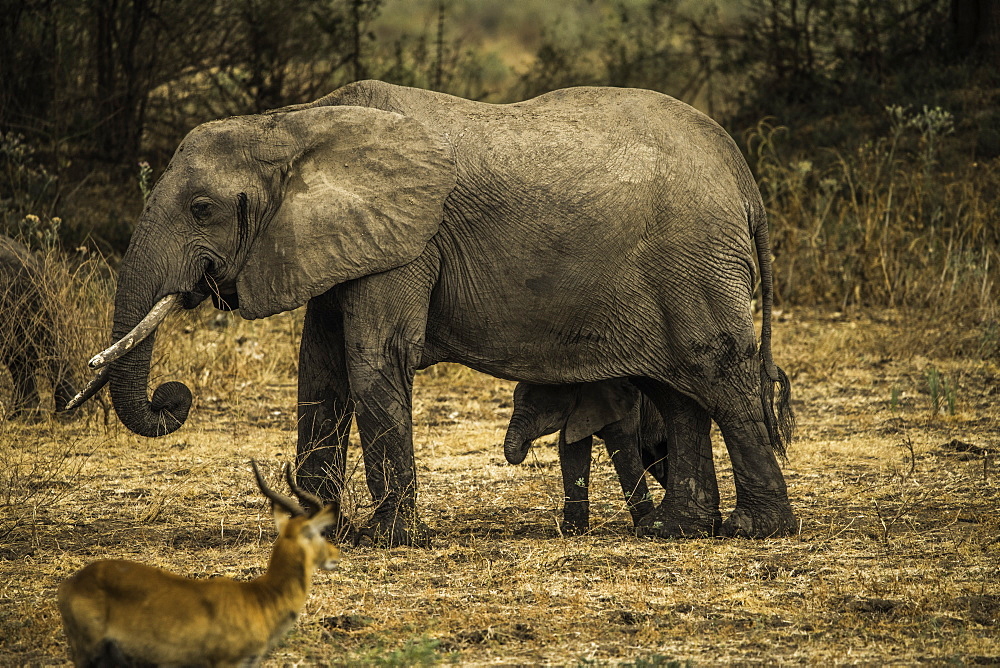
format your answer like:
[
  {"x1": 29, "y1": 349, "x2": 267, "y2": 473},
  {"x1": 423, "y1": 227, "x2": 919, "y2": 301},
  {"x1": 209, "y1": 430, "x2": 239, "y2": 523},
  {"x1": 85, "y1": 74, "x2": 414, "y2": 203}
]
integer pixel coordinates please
[
  {"x1": 952, "y1": 0, "x2": 1000, "y2": 60},
  {"x1": 91, "y1": 0, "x2": 159, "y2": 165}
]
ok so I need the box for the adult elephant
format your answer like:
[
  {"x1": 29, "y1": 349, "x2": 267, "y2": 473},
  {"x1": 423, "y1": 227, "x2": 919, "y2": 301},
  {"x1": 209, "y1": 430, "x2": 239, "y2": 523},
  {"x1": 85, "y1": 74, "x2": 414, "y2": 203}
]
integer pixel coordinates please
[
  {"x1": 0, "y1": 234, "x2": 77, "y2": 419},
  {"x1": 74, "y1": 81, "x2": 795, "y2": 545}
]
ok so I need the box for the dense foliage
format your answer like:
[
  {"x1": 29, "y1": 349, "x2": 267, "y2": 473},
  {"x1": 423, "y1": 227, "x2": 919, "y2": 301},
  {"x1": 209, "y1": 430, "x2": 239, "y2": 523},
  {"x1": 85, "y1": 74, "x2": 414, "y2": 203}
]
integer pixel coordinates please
[{"x1": 1, "y1": 0, "x2": 997, "y2": 315}]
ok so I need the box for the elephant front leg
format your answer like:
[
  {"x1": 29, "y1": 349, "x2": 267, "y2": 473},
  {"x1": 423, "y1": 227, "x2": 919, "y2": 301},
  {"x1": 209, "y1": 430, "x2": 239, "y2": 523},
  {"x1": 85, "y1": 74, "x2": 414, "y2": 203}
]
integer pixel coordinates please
[
  {"x1": 296, "y1": 294, "x2": 356, "y2": 540},
  {"x1": 339, "y1": 258, "x2": 438, "y2": 548},
  {"x1": 350, "y1": 357, "x2": 428, "y2": 547},
  {"x1": 633, "y1": 383, "x2": 722, "y2": 538},
  {"x1": 559, "y1": 433, "x2": 593, "y2": 535}
]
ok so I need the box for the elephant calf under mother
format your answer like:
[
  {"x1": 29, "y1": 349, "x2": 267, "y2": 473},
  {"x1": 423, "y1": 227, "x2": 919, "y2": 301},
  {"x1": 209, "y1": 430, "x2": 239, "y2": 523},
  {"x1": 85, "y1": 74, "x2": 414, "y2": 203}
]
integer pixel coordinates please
[
  {"x1": 503, "y1": 379, "x2": 668, "y2": 536},
  {"x1": 75, "y1": 80, "x2": 795, "y2": 545}
]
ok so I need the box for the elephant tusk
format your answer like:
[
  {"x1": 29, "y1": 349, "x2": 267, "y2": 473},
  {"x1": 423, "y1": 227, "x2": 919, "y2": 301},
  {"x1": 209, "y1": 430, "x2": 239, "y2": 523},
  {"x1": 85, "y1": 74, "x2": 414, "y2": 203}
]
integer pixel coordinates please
[
  {"x1": 63, "y1": 365, "x2": 111, "y2": 411},
  {"x1": 88, "y1": 294, "x2": 179, "y2": 369}
]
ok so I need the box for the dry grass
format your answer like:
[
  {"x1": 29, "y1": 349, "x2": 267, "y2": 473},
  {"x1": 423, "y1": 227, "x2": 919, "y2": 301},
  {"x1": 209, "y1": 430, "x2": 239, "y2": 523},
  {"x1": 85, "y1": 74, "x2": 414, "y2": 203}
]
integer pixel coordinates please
[
  {"x1": 0, "y1": 241, "x2": 113, "y2": 419},
  {"x1": 1, "y1": 301, "x2": 999, "y2": 665},
  {"x1": 752, "y1": 113, "x2": 1000, "y2": 320}
]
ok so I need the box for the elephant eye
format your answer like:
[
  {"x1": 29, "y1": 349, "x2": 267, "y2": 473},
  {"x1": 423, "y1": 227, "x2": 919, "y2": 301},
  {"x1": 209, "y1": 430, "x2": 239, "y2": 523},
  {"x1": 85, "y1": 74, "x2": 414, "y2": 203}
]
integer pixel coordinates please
[{"x1": 190, "y1": 200, "x2": 213, "y2": 221}]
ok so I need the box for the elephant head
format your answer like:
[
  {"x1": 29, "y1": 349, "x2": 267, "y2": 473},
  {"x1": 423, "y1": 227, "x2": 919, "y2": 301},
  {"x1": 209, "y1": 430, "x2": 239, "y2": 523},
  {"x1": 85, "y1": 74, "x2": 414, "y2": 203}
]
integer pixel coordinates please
[
  {"x1": 96, "y1": 106, "x2": 456, "y2": 436},
  {"x1": 503, "y1": 380, "x2": 640, "y2": 464}
]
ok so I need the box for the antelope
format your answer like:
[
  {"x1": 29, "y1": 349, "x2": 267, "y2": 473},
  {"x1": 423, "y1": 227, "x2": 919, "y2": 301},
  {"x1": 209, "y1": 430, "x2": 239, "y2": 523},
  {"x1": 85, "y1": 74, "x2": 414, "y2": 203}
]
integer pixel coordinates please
[{"x1": 57, "y1": 461, "x2": 341, "y2": 667}]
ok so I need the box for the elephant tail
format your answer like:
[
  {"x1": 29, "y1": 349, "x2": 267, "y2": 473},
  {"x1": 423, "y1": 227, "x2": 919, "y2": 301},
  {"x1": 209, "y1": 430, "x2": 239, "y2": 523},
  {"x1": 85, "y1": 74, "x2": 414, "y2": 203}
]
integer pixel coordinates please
[
  {"x1": 751, "y1": 198, "x2": 794, "y2": 459},
  {"x1": 760, "y1": 362, "x2": 794, "y2": 460}
]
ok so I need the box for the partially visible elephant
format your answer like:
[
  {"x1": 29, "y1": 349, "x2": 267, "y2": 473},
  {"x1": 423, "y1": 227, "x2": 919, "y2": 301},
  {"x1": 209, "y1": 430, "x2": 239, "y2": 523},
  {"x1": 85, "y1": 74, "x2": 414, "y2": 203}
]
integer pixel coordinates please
[
  {"x1": 0, "y1": 234, "x2": 77, "y2": 419},
  {"x1": 75, "y1": 80, "x2": 795, "y2": 545},
  {"x1": 504, "y1": 379, "x2": 673, "y2": 535}
]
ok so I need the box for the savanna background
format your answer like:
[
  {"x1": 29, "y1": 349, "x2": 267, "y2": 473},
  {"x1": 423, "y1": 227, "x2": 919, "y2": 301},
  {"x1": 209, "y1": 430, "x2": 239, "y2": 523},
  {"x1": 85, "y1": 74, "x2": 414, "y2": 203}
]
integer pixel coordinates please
[{"x1": 1, "y1": 0, "x2": 998, "y2": 664}]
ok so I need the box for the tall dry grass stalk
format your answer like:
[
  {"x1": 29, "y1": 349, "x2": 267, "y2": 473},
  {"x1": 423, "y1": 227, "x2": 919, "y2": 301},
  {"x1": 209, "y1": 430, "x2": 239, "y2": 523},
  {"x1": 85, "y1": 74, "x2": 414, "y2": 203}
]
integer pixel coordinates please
[
  {"x1": 0, "y1": 235, "x2": 115, "y2": 418},
  {"x1": 750, "y1": 108, "x2": 998, "y2": 324},
  {"x1": 0, "y1": 239, "x2": 116, "y2": 541}
]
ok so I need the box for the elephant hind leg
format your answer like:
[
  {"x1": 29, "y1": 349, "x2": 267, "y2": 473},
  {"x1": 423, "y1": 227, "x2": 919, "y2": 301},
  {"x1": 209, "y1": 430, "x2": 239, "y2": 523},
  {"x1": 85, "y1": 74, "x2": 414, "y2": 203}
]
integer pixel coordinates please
[
  {"x1": 631, "y1": 380, "x2": 721, "y2": 537},
  {"x1": 711, "y1": 380, "x2": 798, "y2": 537},
  {"x1": 677, "y1": 341, "x2": 796, "y2": 538},
  {"x1": 640, "y1": 292, "x2": 796, "y2": 537}
]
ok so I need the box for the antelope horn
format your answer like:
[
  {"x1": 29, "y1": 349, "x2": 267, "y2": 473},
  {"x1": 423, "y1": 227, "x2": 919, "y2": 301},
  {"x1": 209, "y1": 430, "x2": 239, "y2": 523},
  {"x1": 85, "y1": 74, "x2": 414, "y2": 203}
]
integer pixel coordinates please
[
  {"x1": 88, "y1": 294, "x2": 179, "y2": 369},
  {"x1": 284, "y1": 465, "x2": 326, "y2": 516},
  {"x1": 251, "y1": 460, "x2": 305, "y2": 517},
  {"x1": 62, "y1": 366, "x2": 111, "y2": 411}
]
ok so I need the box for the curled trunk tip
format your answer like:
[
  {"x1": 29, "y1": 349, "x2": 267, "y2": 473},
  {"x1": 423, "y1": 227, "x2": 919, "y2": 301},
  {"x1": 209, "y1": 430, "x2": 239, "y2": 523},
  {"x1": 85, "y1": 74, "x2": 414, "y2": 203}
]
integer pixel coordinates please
[
  {"x1": 108, "y1": 332, "x2": 193, "y2": 438},
  {"x1": 504, "y1": 419, "x2": 533, "y2": 464}
]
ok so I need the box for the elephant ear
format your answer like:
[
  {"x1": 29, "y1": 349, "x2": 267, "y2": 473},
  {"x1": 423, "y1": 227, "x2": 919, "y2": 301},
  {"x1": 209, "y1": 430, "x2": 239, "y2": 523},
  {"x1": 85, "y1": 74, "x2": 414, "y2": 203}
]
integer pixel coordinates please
[
  {"x1": 237, "y1": 105, "x2": 456, "y2": 319},
  {"x1": 564, "y1": 380, "x2": 640, "y2": 444}
]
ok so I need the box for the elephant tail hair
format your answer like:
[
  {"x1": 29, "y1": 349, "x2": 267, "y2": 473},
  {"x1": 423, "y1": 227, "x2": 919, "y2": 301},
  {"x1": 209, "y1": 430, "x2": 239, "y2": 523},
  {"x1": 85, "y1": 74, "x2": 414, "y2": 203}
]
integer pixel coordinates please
[{"x1": 760, "y1": 360, "x2": 794, "y2": 460}]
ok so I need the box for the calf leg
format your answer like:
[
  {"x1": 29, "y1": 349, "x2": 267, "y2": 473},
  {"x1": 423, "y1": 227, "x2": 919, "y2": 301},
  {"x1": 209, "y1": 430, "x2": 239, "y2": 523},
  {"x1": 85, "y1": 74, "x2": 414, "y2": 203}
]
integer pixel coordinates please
[
  {"x1": 559, "y1": 433, "x2": 593, "y2": 535},
  {"x1": 598, "y1": 417, "x2": 655, "y2": 527}
]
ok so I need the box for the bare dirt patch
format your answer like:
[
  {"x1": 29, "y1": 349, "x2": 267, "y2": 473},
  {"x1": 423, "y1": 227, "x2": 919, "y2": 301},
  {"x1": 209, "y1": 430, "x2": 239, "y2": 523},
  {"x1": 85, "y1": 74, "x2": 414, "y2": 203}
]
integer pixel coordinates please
[{"x1": 1, "y1": 308, "x2": 998, "y2": 665}]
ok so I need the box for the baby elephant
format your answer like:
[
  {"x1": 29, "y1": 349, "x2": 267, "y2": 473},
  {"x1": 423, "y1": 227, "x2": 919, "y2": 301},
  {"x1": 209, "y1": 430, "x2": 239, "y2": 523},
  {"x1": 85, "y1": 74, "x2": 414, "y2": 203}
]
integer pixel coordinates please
[
  {"x1": 0, "y1": 235, "x2": 76, "y2": 419},
  {"x1": 504, "y1": 379, "x2": 668, "y2": 535}
]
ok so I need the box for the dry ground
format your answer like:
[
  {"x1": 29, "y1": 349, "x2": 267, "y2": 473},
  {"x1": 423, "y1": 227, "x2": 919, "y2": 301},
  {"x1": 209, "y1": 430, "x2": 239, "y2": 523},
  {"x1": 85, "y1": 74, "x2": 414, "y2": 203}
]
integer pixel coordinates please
[{"x1": 0, "y1": 308, "x2": 998, "y2": 666}]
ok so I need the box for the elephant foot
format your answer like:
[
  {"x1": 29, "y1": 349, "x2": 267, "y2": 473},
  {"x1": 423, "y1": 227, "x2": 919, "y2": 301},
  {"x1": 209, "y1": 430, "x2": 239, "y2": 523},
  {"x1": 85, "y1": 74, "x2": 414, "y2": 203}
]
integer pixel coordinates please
[
  {"x1": 627, "y1": 500, "x2": 656, "y2": 527},
  {"x1": 325, "y1": 514, "x2": 359, "y2": 544},
  {"x1": 561, "y1": 501, "x2": 589, "y2": 536},
  {"x1": 636, "y1": 505, "x2": 721, "y2": 539},
  {"x1": 560, "y1": 520, "x2": 589, "y2": 536},
  {"x1": 722, "y1": 506, "x2": 798, "y2": 538},
  {"x1": 354, "y1": 508, "x2": 432, "y2": 547}
]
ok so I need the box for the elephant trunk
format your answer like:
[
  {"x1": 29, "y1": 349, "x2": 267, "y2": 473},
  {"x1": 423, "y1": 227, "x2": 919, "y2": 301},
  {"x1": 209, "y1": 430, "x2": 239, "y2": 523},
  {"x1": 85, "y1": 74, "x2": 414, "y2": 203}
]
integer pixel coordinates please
[
  {"x1": 107, "y1": 245, "x2": 192, "y2": 437},
  {"x1": 504, "y1": 413, "x2": 535, "y2": 465}
]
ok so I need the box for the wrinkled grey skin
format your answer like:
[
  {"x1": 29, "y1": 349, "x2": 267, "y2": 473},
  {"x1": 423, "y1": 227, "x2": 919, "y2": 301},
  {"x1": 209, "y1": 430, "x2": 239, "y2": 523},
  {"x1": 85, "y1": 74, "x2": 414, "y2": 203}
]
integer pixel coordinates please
[
  {"x1": 94, "y1": 80, "x2": 795, "y2": 545},
  {"x1": 0, "y1": 235, "x2": 77, "y2": 419},
  {"x1": 504, "y1": 380, "x2": 688, "y2": 535}
]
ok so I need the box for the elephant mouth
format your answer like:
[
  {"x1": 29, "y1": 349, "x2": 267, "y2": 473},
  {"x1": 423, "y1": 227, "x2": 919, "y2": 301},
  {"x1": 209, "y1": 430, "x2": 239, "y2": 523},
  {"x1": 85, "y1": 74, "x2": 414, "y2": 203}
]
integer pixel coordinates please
[
  {"x1": 190, "y1": 269, "x2": 239, "y2": 311},
  {"x1": 210, "y1": 290, "x2": 239, "y2": 311}
]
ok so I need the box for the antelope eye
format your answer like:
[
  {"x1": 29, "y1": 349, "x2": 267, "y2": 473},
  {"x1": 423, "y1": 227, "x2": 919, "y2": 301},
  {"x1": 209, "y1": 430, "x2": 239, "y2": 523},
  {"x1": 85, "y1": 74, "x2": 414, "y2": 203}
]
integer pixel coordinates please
[{"x1": 191, "y1": 200, "x2": 213, "y2": 221}]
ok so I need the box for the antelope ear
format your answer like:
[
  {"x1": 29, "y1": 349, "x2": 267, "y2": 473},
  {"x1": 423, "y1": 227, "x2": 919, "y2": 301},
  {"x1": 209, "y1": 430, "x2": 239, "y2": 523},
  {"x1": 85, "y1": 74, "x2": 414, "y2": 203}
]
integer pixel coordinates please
[
  {"x1": 307, "y1": 506, "x2": 337, "y2": 535},
  {"x1": 564, "y1": 380, "x2": 640, "y2": 444},
  {"x1": 237, "y1": 105, "x2": 456, "y2": 319},
  {"x1": 272, "y1": 505, "x2": 291, "y2": 533}
]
